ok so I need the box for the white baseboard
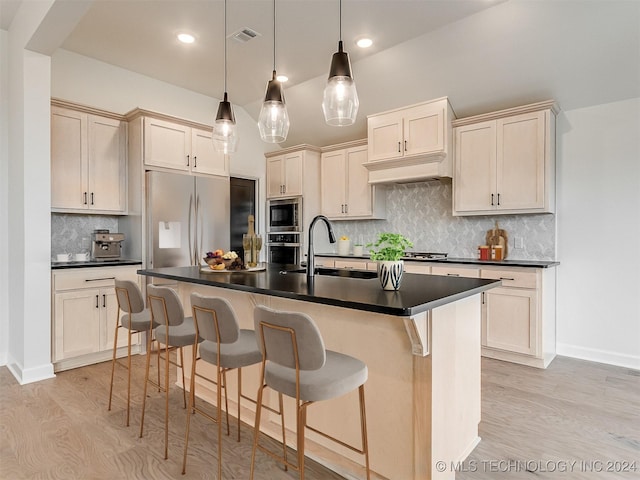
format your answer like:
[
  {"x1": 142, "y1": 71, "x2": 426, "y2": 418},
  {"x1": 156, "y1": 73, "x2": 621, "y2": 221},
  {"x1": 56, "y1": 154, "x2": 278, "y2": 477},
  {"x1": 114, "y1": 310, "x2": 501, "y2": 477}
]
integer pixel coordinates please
[
  {"x1": 6, "y1": 355, "x2": 56, "y2": 385},
  {"x1": 556, "y1": 343, "x2": 640, "y2": 370}
]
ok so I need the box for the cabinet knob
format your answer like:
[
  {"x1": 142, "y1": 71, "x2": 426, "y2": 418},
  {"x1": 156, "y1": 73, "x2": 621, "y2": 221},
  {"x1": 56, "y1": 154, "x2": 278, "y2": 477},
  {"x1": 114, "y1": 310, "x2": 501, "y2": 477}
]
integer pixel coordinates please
[
  {"x1": 193, "y1": 156, "x2": 197, "y2": 168},
  {"x1": 491, "y1": 193, "x2": 494, "y2": 206},
  {"x1": 398, "y1": 141, "x2": 401, "y2": 153},
  {"x1": 90, "y1": 192, "x2": 94, "y2": 205},
  {"x1": 95, "y1": 295, "x2": 99, "y2": 309},
  {"x1": 84, "y1": 192, "x2": 88, "y2": 205},
  {"x1": 497, "y1": 193, "x2": 501, "y2": 206},
  {"x1": 404, "y1": 140, "x2": 408, "y2": 152},
  {"x1": 187, "y1": 154, "x2": 190, "y2": 166}
]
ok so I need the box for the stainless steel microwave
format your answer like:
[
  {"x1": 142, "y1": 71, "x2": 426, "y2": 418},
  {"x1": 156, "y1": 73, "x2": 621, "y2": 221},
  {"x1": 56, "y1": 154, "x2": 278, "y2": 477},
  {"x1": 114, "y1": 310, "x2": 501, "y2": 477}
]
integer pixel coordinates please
[{"x1": 267, "y1": 197, "x2": 302, "y2": 232}]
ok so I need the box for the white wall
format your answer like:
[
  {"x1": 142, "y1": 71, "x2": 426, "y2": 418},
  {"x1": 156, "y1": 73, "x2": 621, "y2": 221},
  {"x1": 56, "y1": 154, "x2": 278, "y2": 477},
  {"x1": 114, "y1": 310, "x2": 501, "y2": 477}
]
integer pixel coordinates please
[
  {"x1": 0, "y1": 30, "x2": 9, "y2": 365},
  {"x1": 556, "y1": 97, "x2": 640, "y2": 369},
  {"x1": 51, "y1": 48, "x2": 271, "y2": 237}
]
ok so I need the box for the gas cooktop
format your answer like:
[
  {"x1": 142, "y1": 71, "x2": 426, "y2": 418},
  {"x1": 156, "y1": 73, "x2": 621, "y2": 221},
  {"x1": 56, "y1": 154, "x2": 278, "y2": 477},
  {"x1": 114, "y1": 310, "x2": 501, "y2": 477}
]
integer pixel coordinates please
[{"x1": 404, "y1": 252, "x2": 448, "y2": 260}]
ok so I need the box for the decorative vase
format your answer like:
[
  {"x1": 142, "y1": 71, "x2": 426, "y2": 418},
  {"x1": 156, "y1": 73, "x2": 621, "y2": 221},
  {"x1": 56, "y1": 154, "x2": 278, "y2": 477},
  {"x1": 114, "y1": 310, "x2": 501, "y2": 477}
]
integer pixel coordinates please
[
  {"x1": 377, "y1": 260, "x2": 404, "y2": 291},
  {"x1": 337, "y1": 239, "x2": 350, "y2": 256}
]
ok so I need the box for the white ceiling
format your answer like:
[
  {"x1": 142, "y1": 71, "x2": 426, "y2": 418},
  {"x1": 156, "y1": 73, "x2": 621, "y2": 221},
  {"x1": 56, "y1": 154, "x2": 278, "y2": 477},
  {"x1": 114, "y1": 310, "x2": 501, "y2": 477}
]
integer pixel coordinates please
[{"x1": 4, "y1": 0, "x2": 640, "y2": 149}]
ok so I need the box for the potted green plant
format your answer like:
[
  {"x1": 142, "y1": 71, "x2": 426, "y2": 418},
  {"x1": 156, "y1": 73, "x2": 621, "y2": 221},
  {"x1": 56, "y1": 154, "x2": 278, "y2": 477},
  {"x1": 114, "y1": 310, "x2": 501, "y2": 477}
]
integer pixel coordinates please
[{"x1": 367, "y1": 233, "x2": 413, "y2": 290}]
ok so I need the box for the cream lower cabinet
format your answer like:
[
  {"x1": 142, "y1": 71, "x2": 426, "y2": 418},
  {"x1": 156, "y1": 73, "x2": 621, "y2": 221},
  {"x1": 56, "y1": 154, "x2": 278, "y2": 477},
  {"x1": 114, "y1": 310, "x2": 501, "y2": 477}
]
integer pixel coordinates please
[
  {"x1": 52, "y1": 266, "x2": 142, "y2": 372},
  {"x1": 51, "y1": 102, "x2": 127, "y2": 213},
  {"x1": 480, "y1": 267, "x2": 556, "y2": 368}
]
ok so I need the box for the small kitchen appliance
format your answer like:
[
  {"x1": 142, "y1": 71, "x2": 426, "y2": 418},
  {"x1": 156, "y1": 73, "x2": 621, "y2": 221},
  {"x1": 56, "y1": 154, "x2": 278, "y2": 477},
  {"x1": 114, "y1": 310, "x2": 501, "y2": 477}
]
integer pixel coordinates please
[{"x1": 91, "y1": 229, "x2": 124, "y2": 260}]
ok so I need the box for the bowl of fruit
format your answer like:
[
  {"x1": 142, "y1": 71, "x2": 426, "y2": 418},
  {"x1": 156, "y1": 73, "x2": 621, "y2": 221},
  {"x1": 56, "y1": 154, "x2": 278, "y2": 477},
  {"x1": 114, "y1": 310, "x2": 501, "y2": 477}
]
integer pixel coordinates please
[{"x1": 204, "y1": 250, "x2": 245, "y2": 270}]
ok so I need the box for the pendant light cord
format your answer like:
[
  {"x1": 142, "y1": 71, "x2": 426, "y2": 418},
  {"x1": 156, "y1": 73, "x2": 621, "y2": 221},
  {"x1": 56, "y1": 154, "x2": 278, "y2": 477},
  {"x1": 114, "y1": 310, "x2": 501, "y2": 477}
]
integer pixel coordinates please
[
  {"x1": 273, "y1": 0, "x2": 276, "y2": 72},
  {"x1": 339, "y1": 0, "x2": 342, "y2": 42},
  {"x1": 224, "y1": 0, "x2": 228, "y2": 93}
]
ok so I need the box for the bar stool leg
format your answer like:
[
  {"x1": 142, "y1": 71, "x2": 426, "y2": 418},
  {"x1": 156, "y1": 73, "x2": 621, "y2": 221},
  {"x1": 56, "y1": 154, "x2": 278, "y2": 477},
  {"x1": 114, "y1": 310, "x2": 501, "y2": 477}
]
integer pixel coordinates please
[
  {"x1": 359, "y1": 385, "x2": 371, "y2": 480},
  {"x1": 297, "y1": 401, "x2": 308, "y2": 480},
  {"x1": 216, "y1": 363, "x2": 223, "y2": 480},
  {"x1": 164, "y1": 340, "x2": 170, "y2": 460},
  {"x1": 125, "y1": 326, "x2": 133, "y2": 426},
  {"x1": 182, "y1": 340, "x2": 199, "y2": 475},
  {"x1": 249, "y1": 381, "x2": 265, "y2": 480},
  {"x1": 107, "y1": 309, "x2": 120, "y2": 413},
  {"x1": 236, "y1": 369, "x2": 242, "y2": 441},
  {"x1": 279, "y1": 392, "x2": 288, "y2": 471},
  {"x1": 222, "y1": 370, "x2": 230, "y2": 436},
  {"x1": 179, "y1": 347, "x2": 187, "y2": 408},
  {"x1": 139, "y1": 324, "x2": 154, "y2": 438}
]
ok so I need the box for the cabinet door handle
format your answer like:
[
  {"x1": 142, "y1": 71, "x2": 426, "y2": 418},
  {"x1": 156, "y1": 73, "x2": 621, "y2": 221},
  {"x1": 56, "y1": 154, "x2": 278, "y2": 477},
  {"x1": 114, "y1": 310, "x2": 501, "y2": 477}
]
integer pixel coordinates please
[
  {"x1": 282, "y1": 185, "x2": 286, "y2": 194},
  {"x1": 499, "y1": 277, "x2": 515, "y2": 281},
  {"x1": 482, "y1": 292, "x2": 485, "y2": 305},
  {"x1": 102, "y1": 294, "x2": 106, "y2": 308},
  {"x1": 85, "y1": 277, "x2": 116, "y2": 282},
  {"x1": 497, "y1": 193, "x2": 501, "y2": 206},
  {"x1": 193, "y1": 156, "x2": 197, "y2": 168},
  {"x1": 345, "y1": 204, "x2": 348, "y2": 214},
  {"x1": 187, "y1": 154, "x2": 190, "y2": 166},
  {"x1": 95, "y1": 295, "x2": 99, "y2": 309},
  {"x1": 491, "y1": 193, "x2": 495, "y2": 206},
  {"x1": 404, "y1": 140, "x2": 408, "y2": 152},
  {"x1": 90, "y1": 192, "x2": 94, "y2": 205},
  {"x1": 446, "y1": 273, "x2": 460, "y2": 277},
  {"x1": 84, "y1": 192, "x2": 88, "y2": 205},
  {"x1": 398, "y1": 141, "x2": 401, "y2": 153}
]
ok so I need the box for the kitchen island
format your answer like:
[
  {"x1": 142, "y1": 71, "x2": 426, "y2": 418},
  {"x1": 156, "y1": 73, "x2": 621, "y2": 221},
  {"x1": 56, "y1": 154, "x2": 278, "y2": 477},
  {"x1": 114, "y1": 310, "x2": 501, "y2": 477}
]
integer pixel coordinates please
[{"x1": 138, "y1": 265, "x2": 500, "y2": 479}]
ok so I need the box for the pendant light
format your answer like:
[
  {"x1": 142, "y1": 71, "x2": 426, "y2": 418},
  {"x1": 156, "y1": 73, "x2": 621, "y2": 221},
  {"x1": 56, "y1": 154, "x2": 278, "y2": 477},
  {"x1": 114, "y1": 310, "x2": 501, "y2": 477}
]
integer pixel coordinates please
[
  {"x1": 322, "y1": 0, "x2": 359, "y2": 126},
  {"x1": 213, "y1": 0, "x2": 238, "y2": 154},
  {"x1": 258, "y1": 0, "x2": 290, "y2": 143}
]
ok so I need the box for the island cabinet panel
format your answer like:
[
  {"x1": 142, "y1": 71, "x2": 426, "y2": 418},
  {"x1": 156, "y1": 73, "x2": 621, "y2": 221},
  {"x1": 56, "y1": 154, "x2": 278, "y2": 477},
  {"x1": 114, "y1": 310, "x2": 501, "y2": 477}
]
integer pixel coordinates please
[
  {"x1": 177, "y1": 282, "x2": 483, "y2": 480},
  {"x1": 51, "y1": 104, "x2": 127, "y2": 214},
  {"x1": 51, "y1": 266, "x2": 142, "y2": 372},
  {"x1": 453, "y1": 101, "x2": 557, "y2": 216},
  {"x1": 321, "y1": 141, "x2": 385, "y2": 220}
]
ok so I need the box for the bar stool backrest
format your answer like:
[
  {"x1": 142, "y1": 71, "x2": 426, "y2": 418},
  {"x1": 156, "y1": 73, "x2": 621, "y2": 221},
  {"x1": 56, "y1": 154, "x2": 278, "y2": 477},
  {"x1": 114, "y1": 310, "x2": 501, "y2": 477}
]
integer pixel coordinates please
[
  {"x1": 254, "y1": 305, "x2": 326, "y2": 371},
  {"x1": 147, "y1": 285, "x2": 184, "y2": 327},
  {"x1": 190, "y1": 293, "x2": 240, "y2": 344},
  {"x1": 115, "y1": 279, "x2": 145, "y2": 314}
]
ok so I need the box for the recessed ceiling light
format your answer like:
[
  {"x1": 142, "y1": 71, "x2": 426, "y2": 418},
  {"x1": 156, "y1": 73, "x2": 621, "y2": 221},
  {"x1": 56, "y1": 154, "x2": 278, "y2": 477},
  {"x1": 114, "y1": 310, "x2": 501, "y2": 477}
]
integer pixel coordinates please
[
  {"x1": 356, "y1": 37, "x2": 373, "y2": 48},
  {"x1": 177, "y1": 33, "x2": 195, "y2": 44},
  {"x1": 276, "y1": 74, "x2": 288, "y2": 83}
]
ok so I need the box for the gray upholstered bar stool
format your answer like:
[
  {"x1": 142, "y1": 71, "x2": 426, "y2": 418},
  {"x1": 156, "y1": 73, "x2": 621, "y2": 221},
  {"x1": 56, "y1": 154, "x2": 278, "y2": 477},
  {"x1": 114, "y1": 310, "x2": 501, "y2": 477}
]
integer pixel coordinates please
[
  {"x1": 250, "y1": 305, "x2": 371, "y2": 480},
  {"x1": 140, "y1": 285, "x2": 201, "y2": 460},
  {"x1": 108, "y1": 279, "x2": 155, "y2": 426},
  {"x1": 182, "y1": 293, "x2": 263, "y2": 477}
]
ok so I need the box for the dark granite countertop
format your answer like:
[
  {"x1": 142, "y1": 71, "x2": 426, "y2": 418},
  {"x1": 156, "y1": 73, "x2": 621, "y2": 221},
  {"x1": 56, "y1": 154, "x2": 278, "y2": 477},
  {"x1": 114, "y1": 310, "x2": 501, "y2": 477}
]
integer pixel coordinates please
[
  {"x1": 137, "y1": 265, "x2": 500, "y2": 317},
  {"x1": 315, "y1": 253, "x2": 559, "y2": 268},
  {"x1": 51, "y1": 259, "x2": 143, "y2": 270}
]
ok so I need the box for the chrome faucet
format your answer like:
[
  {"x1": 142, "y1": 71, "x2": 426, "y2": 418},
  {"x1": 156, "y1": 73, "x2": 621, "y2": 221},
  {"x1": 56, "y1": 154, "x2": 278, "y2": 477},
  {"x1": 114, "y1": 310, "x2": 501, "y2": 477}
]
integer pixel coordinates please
[{"x1": 306, "y1": 215, "x2": 336, "y2": 279}]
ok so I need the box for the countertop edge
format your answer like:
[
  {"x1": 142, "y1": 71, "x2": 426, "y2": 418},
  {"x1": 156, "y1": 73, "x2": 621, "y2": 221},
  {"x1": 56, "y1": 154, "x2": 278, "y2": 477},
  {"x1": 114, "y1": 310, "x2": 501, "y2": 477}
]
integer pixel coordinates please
[
  {"x1": 316, "y1": 253, "x2": 560, "y2": 268},
  {"x1": 52, "y1": 259, "x2": 143, "y2": 270}
]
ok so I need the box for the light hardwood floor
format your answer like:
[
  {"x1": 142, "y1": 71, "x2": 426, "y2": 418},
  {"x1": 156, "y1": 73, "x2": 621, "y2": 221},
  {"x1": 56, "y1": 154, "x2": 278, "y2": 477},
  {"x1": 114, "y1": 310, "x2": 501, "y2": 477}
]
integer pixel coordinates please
[{"x1": 1, "y1": 355, "x2": 638, "y2": 479}]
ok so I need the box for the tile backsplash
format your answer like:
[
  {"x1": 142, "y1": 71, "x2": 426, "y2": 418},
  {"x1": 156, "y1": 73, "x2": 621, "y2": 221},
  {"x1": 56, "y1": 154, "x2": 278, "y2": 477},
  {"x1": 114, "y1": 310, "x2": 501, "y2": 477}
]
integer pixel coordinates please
[
  {"x1": 327, "y1": 182, "x2": 556, "y2": 261},
  {"x1": 51, "y1": 214, "x2": 119, "y2": 258}
]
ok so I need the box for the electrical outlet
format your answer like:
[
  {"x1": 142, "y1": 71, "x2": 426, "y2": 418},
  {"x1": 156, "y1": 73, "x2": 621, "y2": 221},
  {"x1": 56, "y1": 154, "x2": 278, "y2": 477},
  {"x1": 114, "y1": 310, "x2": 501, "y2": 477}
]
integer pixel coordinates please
[{"x1": 514, "y1": 237, "x2": 524, "y2": 249}]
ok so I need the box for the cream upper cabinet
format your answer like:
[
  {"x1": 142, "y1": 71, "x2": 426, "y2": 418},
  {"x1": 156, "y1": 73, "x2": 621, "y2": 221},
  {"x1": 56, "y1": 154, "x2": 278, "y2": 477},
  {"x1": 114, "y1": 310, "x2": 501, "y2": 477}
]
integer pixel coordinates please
[
  {"x1": 51, "y1": 104, "x2": 127, "y2": 214},
  {"x1": 321, "y1": 141, "x2": 385, "y2": 220},
  {"x1": 266, "y1": 151, "x2": 304, "y2": 198},
  {"x1": 453, "y1": 101, "x2": 557, "y2": 216},
  {"x1": 368, "y1": 100, "x2": 447, "y2": 162},
  {"x1": 365, "y1": 97, "x2": 454, "y2": 184},
  {"x1": 142, "y1": 117, "x2": 228, "y2": 177}
]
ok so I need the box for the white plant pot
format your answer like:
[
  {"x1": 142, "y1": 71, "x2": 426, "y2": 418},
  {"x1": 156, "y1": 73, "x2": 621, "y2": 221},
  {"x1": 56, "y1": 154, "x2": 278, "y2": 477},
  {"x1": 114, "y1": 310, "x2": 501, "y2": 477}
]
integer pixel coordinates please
[
  {"x1": 337, "y1": 239, "x2": 350, "y2": 256},
  {"x1": 377, "y1": 260, "x2": 404, "y2": 291}
]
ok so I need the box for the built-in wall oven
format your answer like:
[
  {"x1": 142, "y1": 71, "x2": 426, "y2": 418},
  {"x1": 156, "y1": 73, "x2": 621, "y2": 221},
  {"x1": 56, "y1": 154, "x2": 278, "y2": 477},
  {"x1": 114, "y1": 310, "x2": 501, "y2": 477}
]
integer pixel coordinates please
[
  {"x1": 267, "y1": 197, "x2": 302, "y2": 232},
  {"x1": 267, "y1": 232, "x2": 301, "y2": 265},
  {"x1": 267, "y1": 196, "x2": 302, "y2": 265}
]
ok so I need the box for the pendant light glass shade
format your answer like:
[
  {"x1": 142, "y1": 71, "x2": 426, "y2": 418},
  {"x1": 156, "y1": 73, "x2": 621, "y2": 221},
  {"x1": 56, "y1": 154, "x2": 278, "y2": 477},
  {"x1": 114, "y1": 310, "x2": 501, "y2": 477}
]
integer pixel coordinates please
[
  {"x1": 258, "y1": 70, "x2": 290, "y2": 143},
  {"x1": 213, "y1": 92, "x2": 238, "y2": 154},
  {"x1": 322, "y1": 40, "x2": 359, "y2": 126},
  {"x1": 213, "y1": 0, "x2": 237, "y2": 154}
]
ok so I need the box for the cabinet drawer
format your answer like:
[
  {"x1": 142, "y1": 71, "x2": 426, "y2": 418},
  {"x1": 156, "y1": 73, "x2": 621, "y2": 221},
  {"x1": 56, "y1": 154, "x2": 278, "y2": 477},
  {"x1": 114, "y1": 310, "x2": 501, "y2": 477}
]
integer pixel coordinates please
[
  {"x1": 404, "y1": 262, "x2": 431, "y2": 275},
  {"x1": 334, "y1": 260, "x2": 369, "y2": 270},
  {"x1": 431, "y1": 265, "x2": 480, "y2": 278},
  {"x1": 54, "y1": 267, "x2": 139, "y2": 291},
  {"x1": 481, "y1": 269, "x2": 537, "y2": 289}
]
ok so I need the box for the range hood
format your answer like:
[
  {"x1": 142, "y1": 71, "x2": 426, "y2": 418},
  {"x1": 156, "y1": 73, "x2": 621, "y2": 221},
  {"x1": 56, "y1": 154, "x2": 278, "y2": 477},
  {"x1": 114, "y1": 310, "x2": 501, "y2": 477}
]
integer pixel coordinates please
[
  {"x1": 364, "y1": 97, "x2": 454, "y2": 185},
  {"x1": 365, "y1": 153, "x2": 452, "y2": 184}
]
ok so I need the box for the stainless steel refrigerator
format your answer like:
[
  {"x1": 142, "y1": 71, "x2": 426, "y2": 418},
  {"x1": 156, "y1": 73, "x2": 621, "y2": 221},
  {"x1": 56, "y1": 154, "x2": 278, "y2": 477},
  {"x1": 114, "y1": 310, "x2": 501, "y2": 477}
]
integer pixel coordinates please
[{"x1": 146, "y1": 171, "x2": 229, "y2": 276}]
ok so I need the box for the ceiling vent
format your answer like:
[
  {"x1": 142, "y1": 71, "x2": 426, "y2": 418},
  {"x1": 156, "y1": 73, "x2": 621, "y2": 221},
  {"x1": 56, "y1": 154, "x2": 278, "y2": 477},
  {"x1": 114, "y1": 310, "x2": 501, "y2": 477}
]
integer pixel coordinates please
[{"x1": 229, "y1": 27, "x2": 261, "y2": 43}]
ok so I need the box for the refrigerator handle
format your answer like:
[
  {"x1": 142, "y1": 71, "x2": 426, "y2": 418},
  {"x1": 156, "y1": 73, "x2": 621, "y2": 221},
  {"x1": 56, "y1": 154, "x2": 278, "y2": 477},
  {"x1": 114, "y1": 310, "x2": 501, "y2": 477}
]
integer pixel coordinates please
[
  {"x1": 196, "y1": 193, "x2": 203, "y2": 265},
  {"x1": 188, "y1": 193, "x2": 194, "y2": 265}
]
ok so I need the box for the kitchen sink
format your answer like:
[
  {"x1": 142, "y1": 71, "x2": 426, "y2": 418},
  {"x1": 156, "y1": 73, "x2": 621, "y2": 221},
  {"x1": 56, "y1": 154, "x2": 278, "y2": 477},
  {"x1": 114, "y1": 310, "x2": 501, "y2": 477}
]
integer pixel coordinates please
[{"x1": 282, "y1": 267, "x2": 378, "y2": 279}]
